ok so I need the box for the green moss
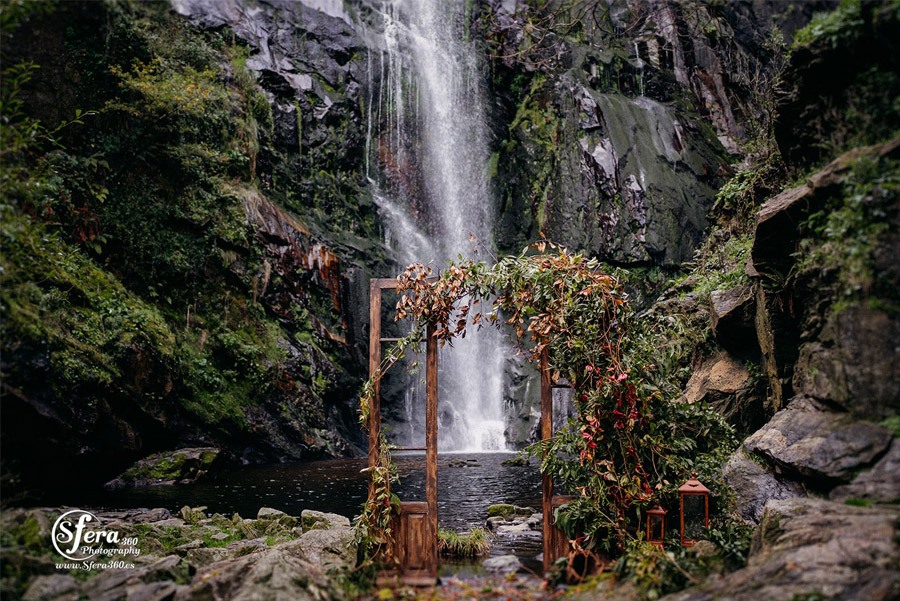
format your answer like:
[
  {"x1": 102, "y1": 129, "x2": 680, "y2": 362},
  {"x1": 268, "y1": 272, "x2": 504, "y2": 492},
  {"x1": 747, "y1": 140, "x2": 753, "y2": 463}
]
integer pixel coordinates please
[
  {"x1": 880, "y1": 415, "x2": 900, "y2": 437},
  {"x1": 486, "y1": 503, "x2": 531, "y2": 518},
  {"x1": 843, "y1": 498, "x2": 872, "y2": 507}
]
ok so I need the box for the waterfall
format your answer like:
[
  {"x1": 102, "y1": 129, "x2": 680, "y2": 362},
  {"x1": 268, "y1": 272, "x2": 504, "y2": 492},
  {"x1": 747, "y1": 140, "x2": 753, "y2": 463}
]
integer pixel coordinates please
[{"x1": 361, "y1": 0, "x2": 508, "y2": 452}]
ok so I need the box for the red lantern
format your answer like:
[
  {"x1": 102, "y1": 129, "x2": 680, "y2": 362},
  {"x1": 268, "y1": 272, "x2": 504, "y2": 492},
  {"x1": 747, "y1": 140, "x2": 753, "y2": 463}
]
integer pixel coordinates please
[
  {"x1": 679, "y1": 474, "x2": 710, "y2": 547},
  {"x1": 646, "y1": 505, "x2": 667, "y2": 548}
]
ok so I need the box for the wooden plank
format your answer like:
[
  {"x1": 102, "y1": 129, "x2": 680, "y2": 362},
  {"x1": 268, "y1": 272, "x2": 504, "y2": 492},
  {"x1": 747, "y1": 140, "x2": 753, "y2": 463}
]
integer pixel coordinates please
[
  {"x1": 373, "y1": 278, "x2": 401, "y2": 289},
  {"x1": 425, "y1": 322, "x2": 438, "y2": 575},
  {"x1": 374, "y1": 276, "x2": 438, "y2": 290},
  {"x1": 368, "y1": 281, "x2": 382, "y2": 501},
  {"x1": 540, "y1": 348, "x2": 554, "y2": 574}
]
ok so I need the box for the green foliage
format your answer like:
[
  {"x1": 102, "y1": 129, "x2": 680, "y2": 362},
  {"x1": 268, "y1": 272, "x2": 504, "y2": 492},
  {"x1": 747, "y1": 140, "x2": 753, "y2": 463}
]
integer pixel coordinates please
[
  {"x1": 1, "y1": 212, "x2": 176, "y2": 387},
  {"x1": 881, "y1": 415, "x2": 900, "y2": 437},
  {"x1": 437, "y1": 527, "x2": 491, "y2": 558},
  {"x1": 713, "y1": 151, "x2": 785, "y2": 222},
  {"x1": 791, "y1": 0, "x2": 864, "y2": 50},
  {"x1": 795, "y1": 157, "x2": 899, "y2": 304},
  {"x1": 685, "y1": 233, "x2": 753, "y2": 301},
  {"x1": 0, "y1": 0, "x2": 351, "y2": 457},
  {"x1": 616, "y1": 518, "x2": 752, "y2": 599},
  {"x1": 504, "y1": 75, "x2": 559, "y2": 229}
]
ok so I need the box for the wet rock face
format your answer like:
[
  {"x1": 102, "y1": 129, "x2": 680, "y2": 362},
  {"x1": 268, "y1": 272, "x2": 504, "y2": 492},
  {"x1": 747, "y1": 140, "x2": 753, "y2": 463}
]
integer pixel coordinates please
[
  {"x1": 794, "y1": 305, "x2": 900, "y2": 421},
  {"x1": 490, "y1": 0, "x2": 827, "y2": 266},
  {"x1": 494, "y1": 48, "x2": 724, "y2": 266}
]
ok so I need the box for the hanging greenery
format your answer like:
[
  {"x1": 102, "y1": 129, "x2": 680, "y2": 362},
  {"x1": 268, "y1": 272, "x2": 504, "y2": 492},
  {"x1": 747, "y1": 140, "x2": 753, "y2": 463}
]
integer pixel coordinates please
[{"x1": 356, "y1": 240, "x2": 736, "y2": 569}]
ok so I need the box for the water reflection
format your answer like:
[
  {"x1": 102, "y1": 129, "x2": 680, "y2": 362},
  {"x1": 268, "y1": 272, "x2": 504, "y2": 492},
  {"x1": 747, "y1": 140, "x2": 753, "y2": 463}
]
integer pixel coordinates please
[{"x1": 52, "y1": 453, "x2": 543, "y2": 569}]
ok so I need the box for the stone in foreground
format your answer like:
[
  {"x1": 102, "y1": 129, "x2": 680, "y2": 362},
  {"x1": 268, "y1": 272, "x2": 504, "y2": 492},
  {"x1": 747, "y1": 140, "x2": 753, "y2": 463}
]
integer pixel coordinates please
[{"x1": 661, "y1": 497, "x2": 899, "y2": 601}]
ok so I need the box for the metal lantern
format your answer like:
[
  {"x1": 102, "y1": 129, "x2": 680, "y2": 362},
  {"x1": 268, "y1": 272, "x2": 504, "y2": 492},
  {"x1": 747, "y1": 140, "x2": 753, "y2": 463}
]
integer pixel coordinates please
[
  {"x1": 646, "y1": 505, "x2": 667, "y2": 548},
  {"x1": 679, "y1": 474, "x2": 710, "y2": 547}
]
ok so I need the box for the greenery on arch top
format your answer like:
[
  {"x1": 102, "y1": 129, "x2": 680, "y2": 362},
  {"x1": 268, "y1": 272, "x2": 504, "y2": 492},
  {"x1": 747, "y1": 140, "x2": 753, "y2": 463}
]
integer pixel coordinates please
[{"x1": 356, "y1": 241, "x2": 738, "y2": 568}]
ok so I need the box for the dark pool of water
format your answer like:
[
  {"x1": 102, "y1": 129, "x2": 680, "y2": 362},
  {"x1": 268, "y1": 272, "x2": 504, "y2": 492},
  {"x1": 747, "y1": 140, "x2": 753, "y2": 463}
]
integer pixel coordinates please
[{"x1": 49, "y1": 452, "x2": 543, "y2": 571}]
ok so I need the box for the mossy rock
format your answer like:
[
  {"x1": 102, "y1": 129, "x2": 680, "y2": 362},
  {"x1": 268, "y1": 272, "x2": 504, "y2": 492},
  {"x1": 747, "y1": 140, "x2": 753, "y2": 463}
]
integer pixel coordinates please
[
  {"x1": 180, "y1": 506, "x2": 208, "y2": 525},
  {"x1": 300, "y1": 510, "x2": 350, "y2": 532},
  {"x1": 109, "y1": 448, "x2": 220, "y2": 488},
  {"x1": 486, "y1": 504, "x2": 535, "y2": 518}
]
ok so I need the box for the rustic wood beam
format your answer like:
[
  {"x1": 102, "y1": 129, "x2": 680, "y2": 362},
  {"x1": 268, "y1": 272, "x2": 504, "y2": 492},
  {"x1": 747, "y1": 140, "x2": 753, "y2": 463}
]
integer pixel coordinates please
[
  {"x1": 540, "y1": 347, "x2": 554, "y2": 574},
  {"x1": 368, "y1": 281, "x2": 382, "y2": 501},
  {"x1": 425, "y1": 321, "x2": 439, "y2": 573}
]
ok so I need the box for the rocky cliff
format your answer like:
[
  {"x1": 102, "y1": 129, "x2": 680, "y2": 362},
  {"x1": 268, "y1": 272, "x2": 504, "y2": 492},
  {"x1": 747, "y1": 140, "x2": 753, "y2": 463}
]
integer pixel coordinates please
[{"x1": 1, "y1": 0, "x2": 386, "y2": 498}]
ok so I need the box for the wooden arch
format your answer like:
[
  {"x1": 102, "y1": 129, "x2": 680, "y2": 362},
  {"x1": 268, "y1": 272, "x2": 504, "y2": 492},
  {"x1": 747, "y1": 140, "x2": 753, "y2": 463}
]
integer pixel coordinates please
[{"x1": 368, "y1": 278, "x2": 571, "y2": 582}]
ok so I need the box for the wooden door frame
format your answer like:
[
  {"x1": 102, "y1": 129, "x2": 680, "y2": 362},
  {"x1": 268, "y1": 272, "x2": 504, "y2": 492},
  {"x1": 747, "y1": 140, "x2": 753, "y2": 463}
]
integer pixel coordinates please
[
  {"x1": 541, "y1": 348, "x2": 573, "y2": 573},
  {"x1": 368, "y1": 278, "x2": 437, "y2": 584}
]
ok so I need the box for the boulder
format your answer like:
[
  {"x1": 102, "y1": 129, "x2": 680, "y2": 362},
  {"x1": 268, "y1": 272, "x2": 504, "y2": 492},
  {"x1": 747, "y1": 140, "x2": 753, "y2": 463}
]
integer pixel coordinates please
[
  {"x1": 751, "y1": 183, "x2": 815, "y2": 275},
  {"x1": 257, "y1": 508, "x2": 298, "y2": 530},
  {"x1": 185, "y1": 547, "x2": 240, "y2": 569},
  {"x1": 180, "y1": 506, "x2": 207, "y2": 524},
  {"x1": 482, "y1": 554, "x2": 523, "y2": 574},
  {"x1": 743, "y1": 397, "x2": 893, "y2": 483},
  {"x1": 300, "y1": 510, "x2": 350, "y2": 532},
  {"x1": 124, "y1": 581, "x2": 181, "y2": 601},
  {"x1": 131, "y1": 508, "x2": 172, "y2": 523},
  {"x1": 257, "y1": 507, "x2": 287, "y2": 519},
  {"x1": 298, "y1": 527, "x2": 356, "y2": 570},
  {"x1": 681, "y1": 353, "x2": 764, "y2": 434},
  {"x1": 722, "y1": 449, "x2": 805, "y2": 523},
  {"x1": 174, "y1": 540, "x2": 346, "y2": 601},
  {"x1": 486, "y1": 504, "x2": 535, "y2": 518},
  {"x1": 660, "y1": 498, "x2": 899, "y2": 601},
  {"x1": 830, "y1": 439, "x2": 900, "y2": 504},
  {"x1": 81, "y1": 555, "x2": 184, "y2": 601},
  {"x1": 23, "y1": 574, "x2": 79, "y2": 601},
  {"x1": 105, "y1": 448, "x2": 220, "y2": 489}
]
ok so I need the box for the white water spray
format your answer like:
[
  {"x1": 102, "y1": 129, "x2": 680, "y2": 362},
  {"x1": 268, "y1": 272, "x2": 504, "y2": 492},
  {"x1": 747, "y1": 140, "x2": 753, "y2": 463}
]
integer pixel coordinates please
[{"x1": 362, "y1": 0, "x2": 507, "y2": 452}]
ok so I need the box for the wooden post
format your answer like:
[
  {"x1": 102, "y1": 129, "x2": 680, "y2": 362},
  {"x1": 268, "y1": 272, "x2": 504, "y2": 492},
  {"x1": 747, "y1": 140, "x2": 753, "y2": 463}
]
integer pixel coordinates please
[
  {"x1": 368, "y1": 281, "x2": 382, "y2": 501},
  {"x1": 425, "y1": 322, "x2": 438, "y2": 573},
  {"x1": 540, "y1": 347, "x2": 554, "y2": 574}
]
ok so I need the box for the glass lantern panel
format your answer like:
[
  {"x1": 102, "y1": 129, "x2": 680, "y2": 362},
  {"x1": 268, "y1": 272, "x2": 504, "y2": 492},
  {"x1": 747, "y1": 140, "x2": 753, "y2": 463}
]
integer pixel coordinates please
[
  {"x1": 683, "y1": 495, "x2": 706, "y2": 540},
  {"x1": 650, "y1": 516, "x2": 664, "y2": 541}
]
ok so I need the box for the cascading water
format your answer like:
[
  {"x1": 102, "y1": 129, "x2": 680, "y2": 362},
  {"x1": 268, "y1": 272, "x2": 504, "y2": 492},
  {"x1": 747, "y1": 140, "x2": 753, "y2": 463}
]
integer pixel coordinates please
[{"x1": 362, "y1": 0, "x2": 507, "y2": 452}]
